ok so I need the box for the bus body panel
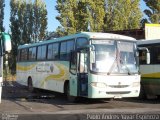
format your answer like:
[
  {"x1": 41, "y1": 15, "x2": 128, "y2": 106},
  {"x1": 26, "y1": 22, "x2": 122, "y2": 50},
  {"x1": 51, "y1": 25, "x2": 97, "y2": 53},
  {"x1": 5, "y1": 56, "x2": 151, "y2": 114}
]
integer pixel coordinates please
[
  {"x1": 140, "y1": 65, "x2": 160, "y2": 96},
  {"x1": 17, "y1": 61, "x2": 70, "y2": 93},
  {"x1": 88, "y1": 74, "x2": 140, "y2": 98}
]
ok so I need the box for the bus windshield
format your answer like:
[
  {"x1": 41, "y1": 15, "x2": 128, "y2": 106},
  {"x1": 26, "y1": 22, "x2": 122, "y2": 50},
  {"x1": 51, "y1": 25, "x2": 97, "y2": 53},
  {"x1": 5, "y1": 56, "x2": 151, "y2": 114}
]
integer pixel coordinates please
[{"x1": 91, "y1": 39, "x2": 138, "y2": 74}]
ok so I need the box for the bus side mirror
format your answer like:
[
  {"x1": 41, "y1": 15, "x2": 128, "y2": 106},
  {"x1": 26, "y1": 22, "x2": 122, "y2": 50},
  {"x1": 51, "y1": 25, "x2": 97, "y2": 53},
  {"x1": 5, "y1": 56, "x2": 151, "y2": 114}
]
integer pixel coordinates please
[
  {"x1": 2, "y1": 33, "x2": 12, "y2": 53},
  {"x1": 138, "y1": 47, "x2": 150, "y2": 65},
  {"x1": 146, "y1": 52, "x2": 150, "y2": 64}
]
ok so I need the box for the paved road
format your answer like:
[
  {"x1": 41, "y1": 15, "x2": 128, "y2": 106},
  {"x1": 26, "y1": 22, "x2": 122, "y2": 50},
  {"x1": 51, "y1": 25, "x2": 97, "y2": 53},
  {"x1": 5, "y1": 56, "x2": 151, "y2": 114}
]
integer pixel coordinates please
[{"x1": 0, "y1": 81, "x2": 160, "y2": 120}]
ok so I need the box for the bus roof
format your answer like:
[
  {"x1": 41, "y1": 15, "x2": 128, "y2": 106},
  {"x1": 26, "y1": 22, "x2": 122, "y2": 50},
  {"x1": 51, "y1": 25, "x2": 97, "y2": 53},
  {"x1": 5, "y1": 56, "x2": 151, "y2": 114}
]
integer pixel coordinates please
[
  {"x1": 137, "y1": 39, "x2": 160, "y2": 45},
  {"x1": 18, "y1": 32, "x2": 136, "y2": 49}
]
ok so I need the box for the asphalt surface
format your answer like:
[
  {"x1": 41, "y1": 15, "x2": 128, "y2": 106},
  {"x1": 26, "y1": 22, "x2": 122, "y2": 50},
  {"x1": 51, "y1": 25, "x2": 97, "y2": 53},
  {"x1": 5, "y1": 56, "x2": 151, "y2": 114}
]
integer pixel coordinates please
[{"x1": 0, "y1": 81, "x2": 160, "y2": 120}]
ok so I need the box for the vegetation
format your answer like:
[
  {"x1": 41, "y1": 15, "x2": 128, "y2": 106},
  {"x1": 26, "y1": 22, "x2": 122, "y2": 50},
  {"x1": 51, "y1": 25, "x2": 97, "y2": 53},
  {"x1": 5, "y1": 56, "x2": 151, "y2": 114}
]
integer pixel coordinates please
[
  {"x1": 0, "y1": 0, "x2": 4, "y2": 32},
  {"x1": 55, "y1": 0, "x2": 105, "y2": 35},
  {"x1": 143, "y1": 0, "x2": 160, "y2": 23},
  {"x1": 9, "y1": 0, "x2": 47, "y2": 73},
  {"x1": 104, "y1": 0, "x2": 142, "y2": 31},
  {"x1": 1, "y1": 0, "x2": 159, "y2": 74}
]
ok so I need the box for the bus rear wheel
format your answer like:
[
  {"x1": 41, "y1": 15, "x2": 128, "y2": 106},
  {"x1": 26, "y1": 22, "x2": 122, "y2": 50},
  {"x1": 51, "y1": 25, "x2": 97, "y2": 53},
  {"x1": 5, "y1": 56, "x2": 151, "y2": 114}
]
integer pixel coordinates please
[
  {"x1": 28, "y1": 78, "x2": 34, "y2": 92},
  {"x1": 65, "y1": 82, "x2": 76, "y2": 102}
]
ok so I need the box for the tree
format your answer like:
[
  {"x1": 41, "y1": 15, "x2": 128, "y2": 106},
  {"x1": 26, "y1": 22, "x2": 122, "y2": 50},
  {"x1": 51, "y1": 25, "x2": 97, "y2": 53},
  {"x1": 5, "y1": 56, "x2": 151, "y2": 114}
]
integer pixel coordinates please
[
  {"x1": 10, "y1": 0, "x2": 21, "y2": 72},
  {"x1": 55, "y1": 0, "x2": 105, "y2": 35},
  {"x1": 0, "y1": 0, "x2": 5, "y2": 32},
  {"x1": 9, "y1": 0, "x2": 47, "y2": 72},
  {"x1": 56, "y1": 0, "x2": 77, "y2": 35},
  {"x1": 87, "y1": 0, "x2": 105, "y2": 32},
  {"x1": 143, "y1": 0, "x2": 160, "y2": 23},
  {"x1": 104, "y1": 0, "x2": 142, "y2": 31},
  {"x1": 33, "y1": 0, "x2": 47, "y2": 42}
]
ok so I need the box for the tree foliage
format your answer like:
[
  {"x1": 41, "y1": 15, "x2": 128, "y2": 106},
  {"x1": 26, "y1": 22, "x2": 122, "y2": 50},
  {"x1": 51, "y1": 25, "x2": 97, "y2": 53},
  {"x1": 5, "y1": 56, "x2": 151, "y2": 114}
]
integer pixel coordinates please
[
  {"x1": 9, "y1": 0, "x2": 47, "y2": 72},
  {"x1": 143, "y1": 0, "x2": 160, "y2": 23},
  {"x1": 0, "y1": 0, "x2": 5, "y2": 32},
  {"x1": 33, "y1": 0, "x2": 47, "y2": 42},
  {"x1": 104, "y1": 0, "x2": 142, "y2": 31},
  {"x1": 55, "y1": 0, "x2": 105, "y2": 35},
  {"x1": 10, "y1": 0, "x2": 47, "y2": 44},
  {"x1": 55, "y1": 0, "x2": 142, "y2": 35}
]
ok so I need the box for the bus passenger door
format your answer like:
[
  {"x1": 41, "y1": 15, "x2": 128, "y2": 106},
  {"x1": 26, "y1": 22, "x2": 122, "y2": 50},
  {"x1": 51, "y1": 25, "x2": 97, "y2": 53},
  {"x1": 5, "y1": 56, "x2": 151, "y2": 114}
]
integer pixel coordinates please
[
  {"x1": 69, "y1": 51, "x2": 78, "y2": 97},
  {"x1": 69, "y1": 49, "x2": 88, "y2": 97},
  {"x1": 77, "y1": 50, "x2": 88, "y2": 96}
]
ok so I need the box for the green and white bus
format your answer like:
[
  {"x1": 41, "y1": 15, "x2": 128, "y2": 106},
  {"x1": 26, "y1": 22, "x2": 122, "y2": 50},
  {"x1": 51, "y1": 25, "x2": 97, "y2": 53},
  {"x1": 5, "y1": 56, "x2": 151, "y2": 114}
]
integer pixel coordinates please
[
  {"x1": 138, "y1": 39, "x2": 160, "y2": 99},
  {"x1": 17, "y1": 32, "x2": 141, "y2": 101}
]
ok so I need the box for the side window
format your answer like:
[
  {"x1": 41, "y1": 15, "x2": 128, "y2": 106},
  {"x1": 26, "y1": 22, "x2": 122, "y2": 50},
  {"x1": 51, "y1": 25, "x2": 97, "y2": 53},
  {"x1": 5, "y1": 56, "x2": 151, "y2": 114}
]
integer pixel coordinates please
[
  {"x1": 42, "y1": 45, "x2": 47, "y2": 59},
  {"x1": 29, "y1": 47, "x2": 37, "y2": 60},
  {"x1": 60, "y1": 42, "x2": 67, "y2": 60},
  {"x1": 47, "y1": 44, "x2": 53, "y2": 59},
  {"x1": 20, "y1": 49, "x2": 28, "y2": 61},
  {"x1": 139, "y1": 45, "x2": 153, "y2": 64},
  {"x1": 76, "y1": 37, "x2": 88, "y2": 48},
  {"x1": 32, "y1": 47, "x2": 37, "y2": 60},
  {"x1": 37, "y1": 45, "x2": 47, "y2": 60},
  {"x1": 37, "y1": 46, "x2": 42, "y2": 60},
  {"x1": 139, "y1": 50, "x2": 147, "y2": 64},
  {"x1": 47, "y1": 43, "x2": 59, "y2": 60},
  {"x1": 67, "y1": 40, "x2": 75, "y2": 60},
  {"x1": 155, "y1": 46, "x2": 160, "y2": 64},
  {"x1": 53, "y1": 43, "x2": 59, "y2": 59}
]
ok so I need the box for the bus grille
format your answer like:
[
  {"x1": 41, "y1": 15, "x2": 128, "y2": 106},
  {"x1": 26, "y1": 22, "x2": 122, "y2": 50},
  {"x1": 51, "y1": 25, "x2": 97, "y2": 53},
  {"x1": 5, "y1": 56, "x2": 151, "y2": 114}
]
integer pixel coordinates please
[
  {"x1": 106, "y1": 91, "x2": 130, "y2": 94},
  {"x1": 109, "y1": 85, "x2": 129, "y2": 88}
]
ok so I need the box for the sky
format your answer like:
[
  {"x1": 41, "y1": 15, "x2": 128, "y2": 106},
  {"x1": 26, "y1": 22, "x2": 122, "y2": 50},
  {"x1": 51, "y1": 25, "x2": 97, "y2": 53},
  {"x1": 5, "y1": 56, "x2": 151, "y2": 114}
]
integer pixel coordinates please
[{"x1": 4, "y1": 0, "x2": 148, "y2": 32}]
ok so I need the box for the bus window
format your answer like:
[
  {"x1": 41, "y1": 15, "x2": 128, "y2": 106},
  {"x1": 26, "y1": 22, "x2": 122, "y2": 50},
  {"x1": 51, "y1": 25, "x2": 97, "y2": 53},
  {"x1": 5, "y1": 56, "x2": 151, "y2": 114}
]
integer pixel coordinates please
[
  {"x1": 28, "y1": 47, "x2": 37, "y2": 60},
  {"x1": 37, "y1": 45, "x2": 47, "y2": 60},
  {"x1": 67, "y1": 40, "x2": 74, "y2": 60},
  {"x1": 42, "y1": 45, "x2": 47, "y2": 59},
  {"x1": 76, "y1": 37, "x2": 88, "y2": 48},
  {"x1": 20, "y1": 49, "x2": 28, "y2": 61},
  {"x1": 47, "y1": 43, "x2": 59, "y2": 60},
  {"x1": 60, "y1": 42, "x2": 67, "y2": 60}
]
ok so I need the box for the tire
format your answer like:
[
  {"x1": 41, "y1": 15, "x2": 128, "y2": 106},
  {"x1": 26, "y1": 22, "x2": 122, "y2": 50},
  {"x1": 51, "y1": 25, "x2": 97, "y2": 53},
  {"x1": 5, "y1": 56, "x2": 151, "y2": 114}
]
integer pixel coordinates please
[
  {"x1": 65, "y1": 82, "x2": 76, "y2": 102},
  {"x1": 139, "y1": 85, "x2": 147, "y2": 100},
  {"x1": 157, "y1": 95, "x2": 160, "y2": 100},
  {"x1": 28, "y1": 78, "x2": 34, "y2": 92}
]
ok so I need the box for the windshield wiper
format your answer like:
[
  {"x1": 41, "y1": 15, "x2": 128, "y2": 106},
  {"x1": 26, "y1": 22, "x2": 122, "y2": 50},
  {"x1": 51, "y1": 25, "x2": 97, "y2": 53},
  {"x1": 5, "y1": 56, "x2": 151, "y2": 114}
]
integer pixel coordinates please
[
  {"x1": 120, "y1": 60, "x2": 131, "y2": 75},
  {"x1": 107, "y1": 52, "x2": 131, "y2": 75},
  {"x1": 107, "y1": 51, "x2": 120, "y2": 75}
]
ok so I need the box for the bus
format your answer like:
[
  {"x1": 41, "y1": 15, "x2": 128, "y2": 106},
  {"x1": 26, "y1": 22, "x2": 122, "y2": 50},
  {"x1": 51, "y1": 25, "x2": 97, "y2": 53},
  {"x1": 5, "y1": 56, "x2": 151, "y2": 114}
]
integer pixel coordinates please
[
  {"x1": 17, "y1": 32, "x2": 143, "y2": 101},
  {"x1": 0, "y1": 32, "x2": 12, "y2": 103},
  {"x1": 138, "y1": 39, "x2": 160, "y2": 99}
]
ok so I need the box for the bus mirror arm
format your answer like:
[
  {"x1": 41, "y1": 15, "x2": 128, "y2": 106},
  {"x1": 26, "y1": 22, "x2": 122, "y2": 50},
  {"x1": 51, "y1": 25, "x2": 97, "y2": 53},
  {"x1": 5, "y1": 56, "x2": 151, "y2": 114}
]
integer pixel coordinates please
[
  {"x1": 85, "y1": 45, "x2": 95, "y2": 51},
  {"x1": 138, "y1": 47, "x2": 149, "y2": 53},
  {"x1": 138, "y1": 47, "x2": 150, "y2": 64}
]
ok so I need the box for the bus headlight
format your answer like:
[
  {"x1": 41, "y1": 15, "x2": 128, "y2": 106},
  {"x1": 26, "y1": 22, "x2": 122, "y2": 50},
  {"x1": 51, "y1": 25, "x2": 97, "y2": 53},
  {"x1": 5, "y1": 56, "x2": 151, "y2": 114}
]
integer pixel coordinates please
[
  {"x1": 90, "y1": 82, "x2": 107, "y2": 88},
  {"x1": 132, "y1": 82, "x2": 140, "y2": 87}
]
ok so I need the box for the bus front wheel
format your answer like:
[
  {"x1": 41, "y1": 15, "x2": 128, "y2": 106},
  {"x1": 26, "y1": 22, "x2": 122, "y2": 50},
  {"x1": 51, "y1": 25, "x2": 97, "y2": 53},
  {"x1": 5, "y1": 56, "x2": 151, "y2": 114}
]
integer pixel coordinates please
[
  {"x1": 139, "y1": 85, "x2": 147, "y2": 100},
  {"x1": 65, "y1": 82, "x2": 76, "y2": 102},
  {"x1": 28, "y1": 77, "x2": 34, "y2": 92}
]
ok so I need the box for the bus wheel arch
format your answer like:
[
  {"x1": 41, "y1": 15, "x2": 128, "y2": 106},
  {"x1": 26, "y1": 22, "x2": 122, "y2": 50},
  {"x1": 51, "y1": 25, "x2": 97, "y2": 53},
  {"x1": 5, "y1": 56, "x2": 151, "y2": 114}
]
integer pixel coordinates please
[
  {"x1": 64, "y1": 80, "x2": 69, "y2": 94},
  {"x1": 64, "y1": 80, "x2": 76, "y2": 102},
  {"x1": 28, "y1": 76, "x2": 34, "y2": 92}
]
